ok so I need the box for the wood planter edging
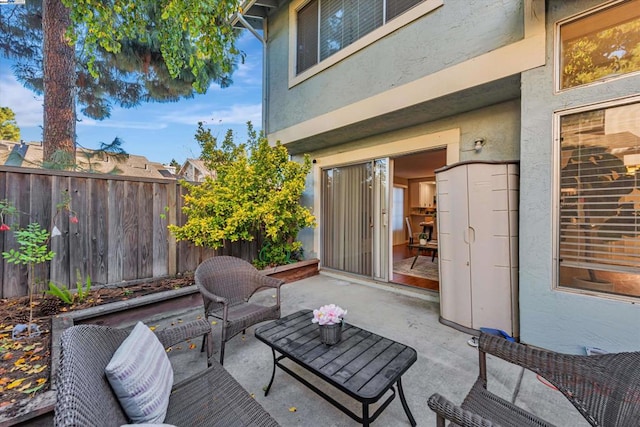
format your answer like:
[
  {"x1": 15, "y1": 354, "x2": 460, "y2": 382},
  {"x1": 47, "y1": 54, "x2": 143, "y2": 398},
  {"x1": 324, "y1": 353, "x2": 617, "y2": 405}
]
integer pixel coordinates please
[{"x1": 261, "y1": 258, "x2": 319, "y2": 283}]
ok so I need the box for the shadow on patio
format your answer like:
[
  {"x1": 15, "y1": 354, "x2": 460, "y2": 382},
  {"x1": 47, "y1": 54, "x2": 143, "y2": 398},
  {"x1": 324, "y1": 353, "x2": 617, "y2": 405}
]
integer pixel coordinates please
[{"x1": 165, "y1": 274, "x2": 588, "y2": 427}]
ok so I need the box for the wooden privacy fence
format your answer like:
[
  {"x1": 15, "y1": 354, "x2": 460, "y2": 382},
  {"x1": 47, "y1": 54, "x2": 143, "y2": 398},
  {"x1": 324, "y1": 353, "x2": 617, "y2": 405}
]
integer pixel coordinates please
[{"x1": 0, "y1": 166, "x2": 260, "y2": 298}]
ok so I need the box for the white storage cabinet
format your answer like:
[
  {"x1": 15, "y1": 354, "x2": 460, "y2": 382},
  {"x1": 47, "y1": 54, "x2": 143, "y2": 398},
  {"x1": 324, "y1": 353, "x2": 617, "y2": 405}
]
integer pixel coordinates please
[{"x1": 435, "y1": 161, "x2": 519, "y2": 338}]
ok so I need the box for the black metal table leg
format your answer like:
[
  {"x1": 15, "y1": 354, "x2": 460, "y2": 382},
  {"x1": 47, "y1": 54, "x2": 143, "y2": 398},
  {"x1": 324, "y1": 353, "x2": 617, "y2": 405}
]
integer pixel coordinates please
[
  {"x1": 397, "y1": 378, "x2": 416, "y2": 426},
  {"x1": 362, "y1": 403, "x2": 370, "y2": 427},
  {"x1": 264, "y1": 347, "x2": 277, "y2": 396},
  {"x1": 410, "y1": 253, "x2": 419, "y2": 269}
]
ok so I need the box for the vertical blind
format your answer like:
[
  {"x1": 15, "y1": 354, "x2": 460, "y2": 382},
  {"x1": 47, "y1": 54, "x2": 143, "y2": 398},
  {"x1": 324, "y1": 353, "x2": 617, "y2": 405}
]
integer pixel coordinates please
[
  {"x1": 322, "y1": 163, "x2": 373, "y2": 276},
  {"x1": 559, "y1": 103, "x2": 640, "y2": 274},
  {"x1": 297, "y1": 1, "x2": 320, "y2": 74}
]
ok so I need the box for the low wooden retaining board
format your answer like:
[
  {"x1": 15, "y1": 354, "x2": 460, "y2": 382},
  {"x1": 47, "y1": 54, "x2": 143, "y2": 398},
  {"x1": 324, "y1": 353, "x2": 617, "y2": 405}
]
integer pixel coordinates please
[
  {"x1": 262, "y1": 258, "x2": 319, "y2": 283},
  {"x1": 5, "y1": 259, "x2": 319, "y2": 426}
]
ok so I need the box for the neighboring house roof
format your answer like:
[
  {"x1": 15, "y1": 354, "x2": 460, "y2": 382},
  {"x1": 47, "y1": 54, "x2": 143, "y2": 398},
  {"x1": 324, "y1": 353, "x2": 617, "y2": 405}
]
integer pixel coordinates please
[
  {"x1": 0, "y1": 140, "x2": 171, "y2": 179},
  {"x1": 177, "y1": 158, "x2": 215, "y2": 182}
]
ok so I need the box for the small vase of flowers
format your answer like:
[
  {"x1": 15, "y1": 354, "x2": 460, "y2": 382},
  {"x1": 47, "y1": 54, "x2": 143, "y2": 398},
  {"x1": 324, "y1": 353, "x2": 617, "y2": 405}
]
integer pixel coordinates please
[{"x1": 312, "y1": 304, "x2": 347, "y2": 345}]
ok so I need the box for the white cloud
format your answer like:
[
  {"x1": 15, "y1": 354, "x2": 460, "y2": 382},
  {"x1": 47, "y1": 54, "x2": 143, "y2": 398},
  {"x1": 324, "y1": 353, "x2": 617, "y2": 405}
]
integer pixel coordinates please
[
  {"x1": 0, "y1": 73, "x2": 43, "y2": 128},
  {"x1": 78, "y1": 117, "x2": 168, "y2": 130},
  {"x1": 160, "y1": 103, "x2": 262, "y2": 126}
]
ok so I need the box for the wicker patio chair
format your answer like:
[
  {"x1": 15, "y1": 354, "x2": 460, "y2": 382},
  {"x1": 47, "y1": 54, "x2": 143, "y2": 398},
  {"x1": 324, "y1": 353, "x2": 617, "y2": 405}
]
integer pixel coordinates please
[
  {"x1": 54, "y1": 319, "x2": 279, "y2": 427},
  {"x1": 428, "y1": 332, "x2": 640, "y2": 427},
  {"x1": 195, "y1": 256, "x2": 285, "y2": 364}
]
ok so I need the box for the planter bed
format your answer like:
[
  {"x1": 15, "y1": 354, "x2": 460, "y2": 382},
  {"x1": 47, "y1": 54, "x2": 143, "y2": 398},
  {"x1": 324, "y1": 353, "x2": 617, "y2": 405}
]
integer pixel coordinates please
[{"x1": 1, "y1": 258, "x2": 319, "y2": 426}]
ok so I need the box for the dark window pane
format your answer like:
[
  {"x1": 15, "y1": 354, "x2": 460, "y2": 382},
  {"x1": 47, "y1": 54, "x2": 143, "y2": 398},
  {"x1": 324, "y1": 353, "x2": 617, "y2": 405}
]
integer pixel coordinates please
[
  {"x1": 386, "y1": 0, "x2": 423, "y2": 21},
  {"x1": 297, "y1": 0, "x2": 319, "y2": 74}
]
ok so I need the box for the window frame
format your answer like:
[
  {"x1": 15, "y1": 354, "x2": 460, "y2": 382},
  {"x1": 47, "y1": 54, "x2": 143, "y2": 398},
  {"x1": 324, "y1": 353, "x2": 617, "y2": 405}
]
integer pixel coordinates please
[
  {"x1": 553, "y1": 95, "x2": 640, "y2": 301},
  {"x1": 554, "y1": 0, "x2": 640, "y2": 93},
  {"x1": 288, "y1": 0, "x2": 443, "y2": 88}
]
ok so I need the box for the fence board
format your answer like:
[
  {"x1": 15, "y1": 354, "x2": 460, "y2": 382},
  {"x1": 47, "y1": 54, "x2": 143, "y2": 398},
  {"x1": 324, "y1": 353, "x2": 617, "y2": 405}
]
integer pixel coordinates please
[
  {"x1": 153, "y1": 183, "x2": 169, "y2": 277},
  {"x1": 88, "y1": 179, "x2": 109, "y2": 285},
  {"x1": 177, "y1": 184, "x2": 192, "y2": 272},
  {"x1": 69, "y1": 176, "x2": 90, "y2": 286},
  {"x1": 138, "y1": 182, "x2": 154, "y2": 279},
  {"x1": 3, "y1": 173, "x2": 30, "y2": 297},
  {"x1": 50, "y1": 176, "x2": 70, "y2": 288},
  {"x1": 123, "y1": 181, "x2": 139, "y2": 280},
  {"x1": 29, "y1": 174, "x2": 53, "y2": 292},
  {"x1": 107, "y1": 180, "x2": 125, "y2": 283},
  {"x1": 0, "y1": 172, "x2": 5, "y2": 297}
]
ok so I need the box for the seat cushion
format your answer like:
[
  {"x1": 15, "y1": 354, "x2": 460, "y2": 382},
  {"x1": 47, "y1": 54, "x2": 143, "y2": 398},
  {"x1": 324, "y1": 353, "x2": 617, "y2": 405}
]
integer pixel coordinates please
[{"x1": 105, "y1": 322, "x2": 174, "y2": 423}]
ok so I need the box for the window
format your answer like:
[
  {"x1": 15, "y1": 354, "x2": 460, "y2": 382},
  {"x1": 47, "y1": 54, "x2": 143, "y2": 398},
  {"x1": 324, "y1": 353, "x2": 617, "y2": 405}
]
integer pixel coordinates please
[
  {"x1": 558, "y1": 99, "x2": 640, "y2": 298},
  {"x1": 296, "y1": 0, "x2": 425, "y2": 75},
  {"x1": 558, "y1": 0, "x2": 640, "y2": 90}
]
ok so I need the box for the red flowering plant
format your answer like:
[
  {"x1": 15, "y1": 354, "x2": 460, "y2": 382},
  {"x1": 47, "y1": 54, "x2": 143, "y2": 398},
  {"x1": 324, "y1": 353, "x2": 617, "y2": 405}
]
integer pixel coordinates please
[{"x1": 0, "y1": 199, "x2": 17, "y2": 231}]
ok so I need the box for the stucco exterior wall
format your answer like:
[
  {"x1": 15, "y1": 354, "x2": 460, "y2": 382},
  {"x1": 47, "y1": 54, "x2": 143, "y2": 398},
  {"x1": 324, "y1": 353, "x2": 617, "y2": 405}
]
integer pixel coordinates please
[
  {"x1": 297, "y1": 100, "x2": 521, "y2": 259},
  {"x1": 266, "y1": 0, "x2": 525, "y2": 134},
  {"x1": 309, "y1": 99, "x2": 521, "y2": 161},
  {"x1": 520, "y1": 0, "x2": 640, "y2": 353}
]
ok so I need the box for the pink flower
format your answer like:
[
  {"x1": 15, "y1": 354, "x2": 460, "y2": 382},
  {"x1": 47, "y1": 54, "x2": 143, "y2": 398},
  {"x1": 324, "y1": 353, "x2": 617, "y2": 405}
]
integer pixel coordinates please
[
  {"x1": 69, "y1": 215, "x2": 79, "y2": 224},
  {"x1": 0, "y1": 223, "x2": 9, "y2": 231},
  {"x1": 312, "y1": 304, "x2": 347, "y2": 325}
]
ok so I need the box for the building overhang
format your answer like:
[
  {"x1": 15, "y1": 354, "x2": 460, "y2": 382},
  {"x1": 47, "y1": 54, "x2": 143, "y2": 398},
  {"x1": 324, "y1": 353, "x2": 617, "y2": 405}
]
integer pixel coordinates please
[
  {"x1": 231, "y1": 0, "x2": 281, "y2": 30},
  {"x1": 280, "y1": 75, "x2": 521, "y2": 156}
]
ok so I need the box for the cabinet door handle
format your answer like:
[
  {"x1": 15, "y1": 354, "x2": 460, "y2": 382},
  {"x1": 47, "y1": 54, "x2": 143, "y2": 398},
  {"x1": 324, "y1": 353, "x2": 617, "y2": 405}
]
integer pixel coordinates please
[{"x1": 469, "y1": 226, "x2": 476, "y2": 243}]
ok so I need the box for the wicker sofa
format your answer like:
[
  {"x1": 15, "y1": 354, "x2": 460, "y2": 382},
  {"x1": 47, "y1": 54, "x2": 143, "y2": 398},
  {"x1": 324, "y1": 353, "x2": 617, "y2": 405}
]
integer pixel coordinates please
[
  {"x1": 428, "y1": 332, "x2": 640, "y2": 427},
  {"x1": 54, "y1": 319, "x2": 279, "y2": 427}
]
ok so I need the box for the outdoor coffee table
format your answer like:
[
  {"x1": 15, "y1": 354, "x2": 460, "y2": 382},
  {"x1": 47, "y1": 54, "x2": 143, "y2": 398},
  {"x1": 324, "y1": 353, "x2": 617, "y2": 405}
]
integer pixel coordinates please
[
  {"x1": 255, "y1": 310, "x2": 417, "y2": 426},
  {"x1": 408, "y1": 242, "x2": 438, "y2": 267}
]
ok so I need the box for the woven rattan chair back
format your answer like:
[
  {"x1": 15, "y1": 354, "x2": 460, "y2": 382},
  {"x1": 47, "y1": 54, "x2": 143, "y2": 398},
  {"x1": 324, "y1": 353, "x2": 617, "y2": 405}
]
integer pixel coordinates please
[
  {"x1": 428, "y1": 332, "x2": 640, "y2": 427},
  {"x1": 480, "y1": 334, "x2": 640, "y2": 427},
  {"x1": 195, "y1": 256, "x2": 284, "y2": 364}
]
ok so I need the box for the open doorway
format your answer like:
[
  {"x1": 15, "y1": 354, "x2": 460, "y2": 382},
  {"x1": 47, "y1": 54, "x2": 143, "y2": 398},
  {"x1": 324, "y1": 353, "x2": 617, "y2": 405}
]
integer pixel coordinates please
[{"x1": 392, "y1": 148, "x2": 446, "y2": 291}]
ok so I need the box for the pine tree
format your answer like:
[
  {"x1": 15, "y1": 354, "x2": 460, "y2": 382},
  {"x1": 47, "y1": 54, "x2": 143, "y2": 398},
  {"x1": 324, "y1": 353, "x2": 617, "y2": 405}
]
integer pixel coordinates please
[{"x1": 0, "y1": 0, "x2": 241, "y2": 164}]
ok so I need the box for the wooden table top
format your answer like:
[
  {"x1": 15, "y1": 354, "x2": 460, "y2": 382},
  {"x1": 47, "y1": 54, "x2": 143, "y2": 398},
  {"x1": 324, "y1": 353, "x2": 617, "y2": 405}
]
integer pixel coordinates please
[{"x1": 255, "y1": 310, "x2": 417, "y2": 402}]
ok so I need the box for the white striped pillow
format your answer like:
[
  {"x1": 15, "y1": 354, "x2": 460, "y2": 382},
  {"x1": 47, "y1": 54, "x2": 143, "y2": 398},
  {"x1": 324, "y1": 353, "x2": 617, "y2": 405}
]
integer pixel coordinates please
[{"x1": 106, "y1": 322, "x2": 174, "y2": 423}]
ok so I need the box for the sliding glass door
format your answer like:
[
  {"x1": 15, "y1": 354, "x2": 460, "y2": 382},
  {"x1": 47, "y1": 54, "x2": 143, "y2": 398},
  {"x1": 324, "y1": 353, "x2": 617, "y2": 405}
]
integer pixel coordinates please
[{"x1": 321, "y1": 159, "x2": 390, "y2": 280}]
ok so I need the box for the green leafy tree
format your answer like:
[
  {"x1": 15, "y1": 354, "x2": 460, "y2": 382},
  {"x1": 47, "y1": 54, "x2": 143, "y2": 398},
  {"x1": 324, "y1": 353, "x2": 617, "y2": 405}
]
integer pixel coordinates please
[
  {"x1": 562, "y1": 20, "x2": 640, "y2": 88},
  {"x1": 0, "y1": 106, "x2": 21, "y2": 141},
  {"x1": 170, "y1": 123, "x2": 316, "y2": 268},
  {"x1": 169, "y1": 158, "x2": 181, "y2": 169},
  {"x1": 0, "y1": 0, "x2": 242, "y2": 163}
]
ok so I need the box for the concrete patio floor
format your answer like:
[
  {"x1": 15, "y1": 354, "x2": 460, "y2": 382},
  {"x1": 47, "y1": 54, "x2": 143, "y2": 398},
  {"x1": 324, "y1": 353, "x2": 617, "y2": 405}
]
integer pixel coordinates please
[{"x1": 161, "y1": 273, "x2": 590, "y2": 427}]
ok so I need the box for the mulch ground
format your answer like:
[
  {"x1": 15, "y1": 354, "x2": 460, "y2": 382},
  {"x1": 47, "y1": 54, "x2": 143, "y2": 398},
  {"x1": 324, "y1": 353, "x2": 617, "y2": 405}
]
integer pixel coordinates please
[{"x1": 0, "y1": 275, "x2": 195, "y2": 418}]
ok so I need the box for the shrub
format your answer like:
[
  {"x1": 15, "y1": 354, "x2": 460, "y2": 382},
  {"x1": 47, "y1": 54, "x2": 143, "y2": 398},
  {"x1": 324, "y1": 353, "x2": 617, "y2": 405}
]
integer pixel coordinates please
[{"x1": 169, "y1": 122, "x2": 316, "y2": 268}]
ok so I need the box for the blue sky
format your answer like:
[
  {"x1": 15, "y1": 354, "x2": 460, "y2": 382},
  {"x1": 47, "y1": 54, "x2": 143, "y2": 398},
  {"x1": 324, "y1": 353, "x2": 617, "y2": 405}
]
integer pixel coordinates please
[{"x1": 0, "y1": 31, "x2": 263, "y2": 165}]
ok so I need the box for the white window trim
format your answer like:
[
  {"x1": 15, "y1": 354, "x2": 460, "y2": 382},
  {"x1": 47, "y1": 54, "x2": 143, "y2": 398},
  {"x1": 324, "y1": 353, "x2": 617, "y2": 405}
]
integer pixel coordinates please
[
  {"x1": 288, "y1": 0, "x2": 444, "y2": 88},
  {"x1": 554, "y1": 0, "x2": 640, "y2": 93},
  {"x1": 552, "y1": 94, "x2": 640, "y2": 303}
]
